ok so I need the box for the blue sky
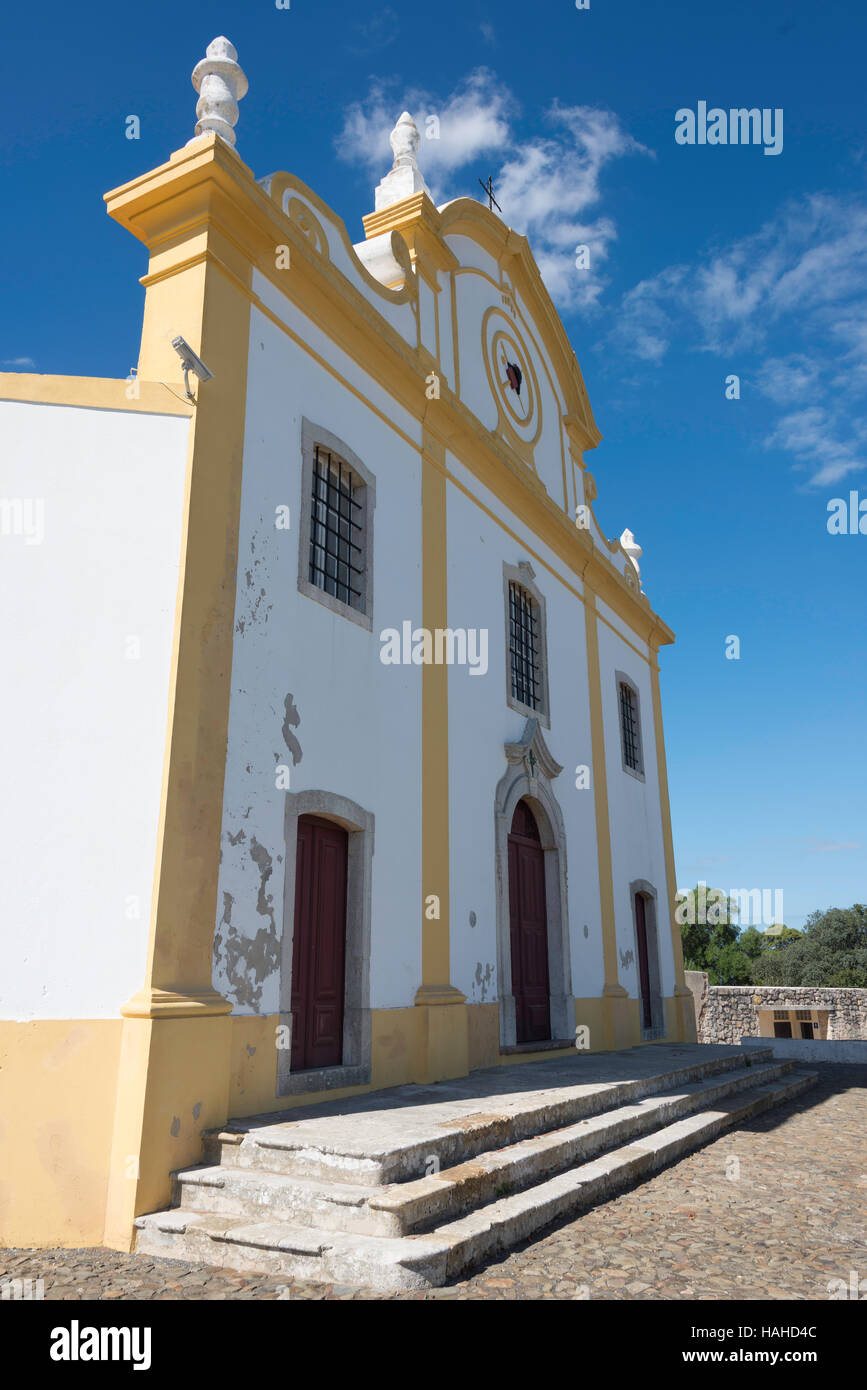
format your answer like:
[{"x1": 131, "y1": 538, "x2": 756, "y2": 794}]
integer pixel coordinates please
[{"x1": 2, "y1": 0, "x2": 865, "y2": 927}]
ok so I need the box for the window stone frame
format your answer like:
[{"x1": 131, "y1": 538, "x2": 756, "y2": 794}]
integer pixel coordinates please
[
  {"x1": 297, "y1": 418, "x2": 375, "y2": 631},
  {"x1": 503, "y1": 560, "x2": 551, "y2": 729},
  {"x1": 616, "y1": 669, "x2": 645, "y2": 782}
]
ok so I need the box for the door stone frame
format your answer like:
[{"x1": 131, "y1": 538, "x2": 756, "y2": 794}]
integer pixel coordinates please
[
  {"x1": 494, "y1": 718, "x2": 573, "y2": 1048},
  {"x1": 630, "y1": 878, "x2": 665, "y2": 1041},
  {"x1": 278, "y1": 790, "x2": 374, "y2": 1096}
]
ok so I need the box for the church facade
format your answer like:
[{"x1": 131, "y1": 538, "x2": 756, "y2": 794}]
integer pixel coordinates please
[{"x1": 0, "y1": 38, "x2": 694, "y2": 1253}]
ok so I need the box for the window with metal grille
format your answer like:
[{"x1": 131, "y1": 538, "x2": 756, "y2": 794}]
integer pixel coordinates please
[
  {"x1": 619, "y1": 681, "x2": 641, "y2": 772},
  {"x1": 795, "y1": 1009, "x2": 813, "y2": 1021},
  {"x1": 773, "y1": 1009, "x2": 790, "y2": 1021},
  {"x1": 508, "y1": 581, "x2": 540, "y2": 710},
  {"x1": 308, "y1": 444, "x2": 364, "y2": 610}
]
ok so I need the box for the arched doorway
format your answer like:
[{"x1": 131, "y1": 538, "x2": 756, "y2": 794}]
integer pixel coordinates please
[
  {"x1": 290, "y1": 814, "x2": 348, "y2": 1071},
  {"x1": 634, "y1": 892, "x2": 653, "y2": 1032},
  {"x1": 507, "y1": 799, "x2": 551, "y2": 1043},
  {"x1": 630, "y1": 882, "x2": 665, "y2": 1040}
]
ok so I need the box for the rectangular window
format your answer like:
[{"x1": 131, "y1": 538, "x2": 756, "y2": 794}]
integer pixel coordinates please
[
  {"x1": 308, "y1": 445, "x2": 364, "y2": 611},
  {"x1": 619, "y1": 681, "x2": 641, "y2": 772},
  {"x1": 773, "y1": 1009, "x2": 790, "y2": 1020},
  {"x1": 508, "y1": 581, "x2": 540, "y2": 710}
]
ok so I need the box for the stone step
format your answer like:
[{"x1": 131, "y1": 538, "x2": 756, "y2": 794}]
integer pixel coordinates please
[
  {"x1": 367, "y1": 1057, "x2": 796, "y2": 1236},
  {"x1": 175, "y1": 1058, "x2": 794, "y2": 1236},
  {"x1": 175, "y1": 1167, "x2": 383, "y2": 1235},
  {"x1": 133, "y1": 1208, "x2": 449, "y2": 1291},
  {"x1": 134, "y1": 1067, "x2": 817, "y2": 1289},
  {"x1": 429, "y1": 1069, "x2": 817, "y2": 1282},
  {"x1": 201, "y1": 1045, "x2": 777, "y2": 1186}
]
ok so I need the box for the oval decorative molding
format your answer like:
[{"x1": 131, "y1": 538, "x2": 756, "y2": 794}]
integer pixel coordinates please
[{"x1": 482, "y1": 307, "x2": 542, "y2": 451}]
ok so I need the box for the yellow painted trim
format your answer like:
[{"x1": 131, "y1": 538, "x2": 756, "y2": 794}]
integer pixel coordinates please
[
  {"x1": 410, "y1": 425, "x2": 469, "y2": 1080},
  {"x1": 583, "y1": 591, "x2": 628, "y2": 1050},
  {"x1": 109, "y1": 141, "x2": 670, "y2": 647},
  {"x1": 649, "y1": 644, "x2": 695, "y2": 1040},
  {"x1": 243, "y1": 275, "x2": 663, "y2": 661},
  {"x1": 450, "y1": 273, "x2": 461, "y2": 398},
  {"x1": 101, "y1": 137, "x2": 254, "y2": 1246},
  {"x1": 0, "y1": 373, "x2": 192, "y2": 416},
  {"x1": 249, "y1": 285, "x2": 421, "y2": 455},
  {"x1": 443, "y1": 457, "x2": 655, "y2": 664},
  {"x1": 418, "y1": 435, "x2": 457, "y2": 980},
  {"x1": 0, "y1": 1020, "x2": 123, "y2": 1249}
]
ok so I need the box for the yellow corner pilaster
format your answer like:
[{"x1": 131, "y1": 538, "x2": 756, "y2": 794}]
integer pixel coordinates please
[
  {"x1": 583, "y1": 588, "x2": 632, "y2": 1049},
  {"x1": 649, "y1": 641, "x2": 695, "y2": 1042},
  {"x1": 102, "y1": 135, "x2": 254, "y2": 1246},
  {"x1": 415, "y1": 425, "x2": 468, "y2": 1081}
]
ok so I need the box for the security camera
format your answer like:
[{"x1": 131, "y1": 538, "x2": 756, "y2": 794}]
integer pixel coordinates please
[{"x1": 171, "y1": 335, "x2": 214, "y2": 401}]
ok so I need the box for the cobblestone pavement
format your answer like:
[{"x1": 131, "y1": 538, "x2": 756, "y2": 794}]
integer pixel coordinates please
[{"x1": 3, "y1": 1065, "x2": 865, "y2": 1301}]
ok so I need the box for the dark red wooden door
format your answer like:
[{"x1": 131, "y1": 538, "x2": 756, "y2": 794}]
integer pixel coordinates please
[
  {"x1": 635, "y1": 893, "x2": 653, "y2": 1029},
  {"x1": 507, "y1": 800, "x2": 551, "y2": 1043},
  {"x1": 291, "y1": 814, "x2": 348, "y2": 1071}
]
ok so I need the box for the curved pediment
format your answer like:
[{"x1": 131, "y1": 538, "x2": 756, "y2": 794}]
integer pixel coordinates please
[{"x1": 437, "y1": 197, "x2": 601, "y2": 454}]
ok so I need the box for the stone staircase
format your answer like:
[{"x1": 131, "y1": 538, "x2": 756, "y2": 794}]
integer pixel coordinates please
[{"x1": 134, "y1": 1043, "x2": 817, "y2": 1290}]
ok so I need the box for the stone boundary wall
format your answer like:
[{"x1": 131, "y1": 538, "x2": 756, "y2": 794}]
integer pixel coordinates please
[
  {"x1": 741, "y1": 1036, "x2": 867, "y2": 1063},
  {"x1": 683, "y1": 974, "x2": 867, "y2": 1043}
]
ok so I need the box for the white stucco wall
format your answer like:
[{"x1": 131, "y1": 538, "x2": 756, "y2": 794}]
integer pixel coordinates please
[
  {"x1": 597, "y1": 618, "x2": 676, "y2": 998},
  {"x1": 0, "y1": 400, "x2": 189, "y2": 1019},
  {"x1": 445, "y1": 474, "x2": 605, "y2": 1009},
  {"x1": 212, "y1": 291, "x2": 423, "y2": 1014},
  {"x1": 216, "y1": 230, "x2": 676, "y2": 1034}
]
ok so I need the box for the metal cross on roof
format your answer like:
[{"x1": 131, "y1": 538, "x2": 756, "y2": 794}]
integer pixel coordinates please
[{"x1": 478, "y1": 175, "x2": 502, "y2": 214}]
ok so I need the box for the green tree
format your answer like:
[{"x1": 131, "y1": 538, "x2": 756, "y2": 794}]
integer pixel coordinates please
[
  {"x1": 751, "y1": 904, "x2": 867, "y2": 986},
  {"x1": 678, "y1": 883, "x2": 753, "y2": 984},
  {"x1": 760, "y1": 923, "x2": 804, "y2": 951}
]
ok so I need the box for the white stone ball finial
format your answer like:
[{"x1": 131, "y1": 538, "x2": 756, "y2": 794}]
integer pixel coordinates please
[
  {"x1": 374, "y1": 111, "x2": 432, "y2": 211},
  {"x1": 188, "y1": 37, "x2": 248, "y2": 149},
  {"x1": 620, "y1": 528, "x2": 642, "y2": 581}
]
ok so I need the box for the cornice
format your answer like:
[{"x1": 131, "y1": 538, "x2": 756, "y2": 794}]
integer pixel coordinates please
[{"x1": 103, "y1": 137, "x2": 672, "y2": 648}]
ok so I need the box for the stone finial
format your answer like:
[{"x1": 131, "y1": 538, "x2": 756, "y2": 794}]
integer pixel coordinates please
[
  {"x1": 620, "y1": 528, "x2": 642, "y2": 580},
  {"x1": 374, "y1": 111, "x2": 432, "y2": 211},
  {"x1": 188, "y1": 37, "x2": 248, "y2": 149}
]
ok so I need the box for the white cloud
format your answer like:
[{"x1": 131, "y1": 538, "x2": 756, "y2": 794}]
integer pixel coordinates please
[
  {"x1": 2, "y1": 356, "x2": 36, "y2": 368},
  {"x1": 755, "y1": 354, "x2": 821, "y2": 405},
  {"x1": 338, "y1": 69, "x2": 513, "y2": 185},
  {"x1": 610, "y1": 194, "x2": 867, "y2": 484},
  {"x1": 337, "y1": 76, "x2": 647, "y2": 310},
  {"x1": 764, "y1": 408, "x2": 867, "y2": 485}
]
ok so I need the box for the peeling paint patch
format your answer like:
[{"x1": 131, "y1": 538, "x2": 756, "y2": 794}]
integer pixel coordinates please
[
  {"x1": 619, "y1": 948, "x2": 634, "y2": 970},
  {"x1": 282, "y1": 693, "x2": 303, "y2": 765},
  {"x1": 192, "y1": 1102, "x2": 202, "y2": 1122},
  {"x1": 215, "y1": 838, "x2": 282, "y2": 1011},
  {"x1": 170, "y1": 1117, "x2": 180, "y2": 1137},
  {"x1": 228, "y1": 830, "x2": 246, "y2": 847},
  {"x1": 473, "y1": 962, "x2": 495, "y2": 1002},
  {"x1": 245, "y1": 1044, "x2": 256, "y2": 1057}
]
